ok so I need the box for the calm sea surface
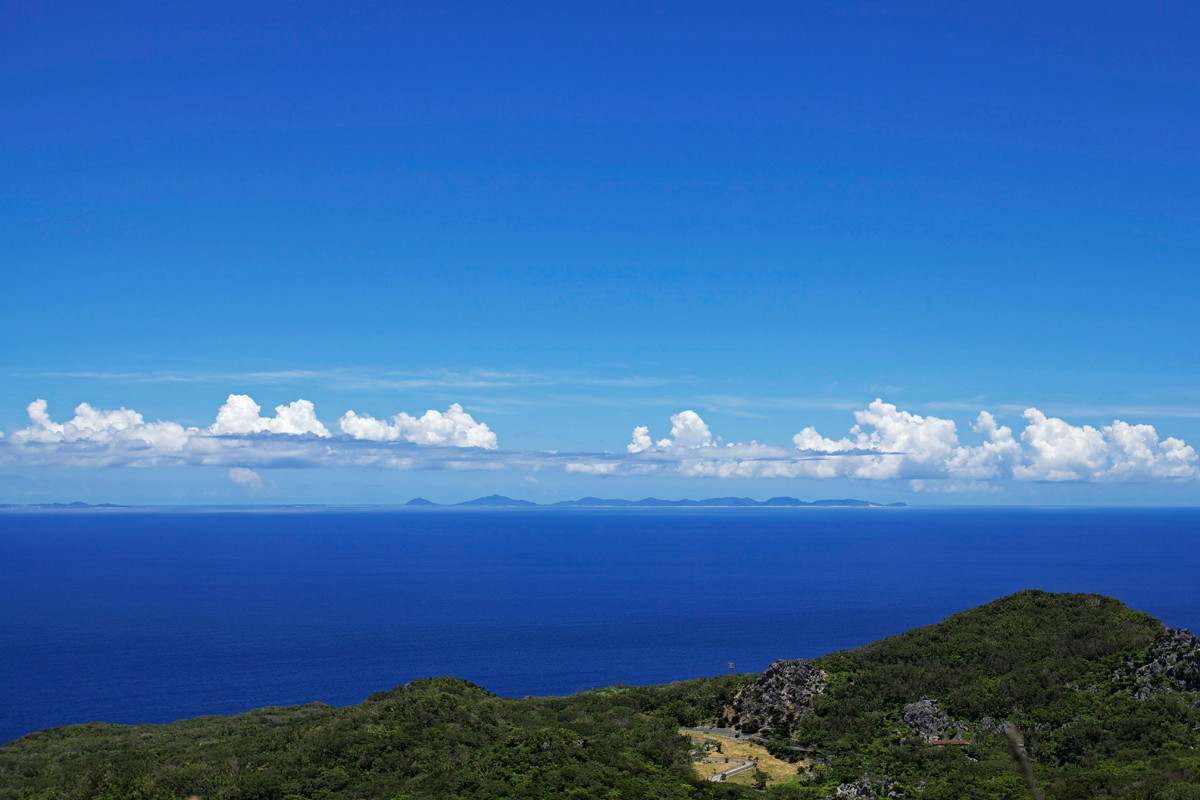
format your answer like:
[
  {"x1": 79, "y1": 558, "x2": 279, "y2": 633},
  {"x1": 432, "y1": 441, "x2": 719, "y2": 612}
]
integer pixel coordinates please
[{"x1": 2, "y1": 507, "x2": 1198, "y2": 744}]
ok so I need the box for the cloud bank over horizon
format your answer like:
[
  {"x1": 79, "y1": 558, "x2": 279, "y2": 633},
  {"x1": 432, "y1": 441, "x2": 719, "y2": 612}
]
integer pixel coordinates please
[
  {"x1": 2, "y1": 396, "x2": 502, "y2": 471},
  {"x1": 618, "y1": 400, "x2": 1197, "y2": 485},
  {"x1": 1, "y1": 396, "x2": 1195, "y2": 489}
]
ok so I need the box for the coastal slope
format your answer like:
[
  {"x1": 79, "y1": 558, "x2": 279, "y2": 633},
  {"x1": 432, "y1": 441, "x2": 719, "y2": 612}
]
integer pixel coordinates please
[{"x1": 2, "y1": 591, "x2": 1197, "y2": 799}]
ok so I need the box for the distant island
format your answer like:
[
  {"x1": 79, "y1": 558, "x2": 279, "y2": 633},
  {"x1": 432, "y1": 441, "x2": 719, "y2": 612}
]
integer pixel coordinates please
[
  {"x1": 0, "y1": 501, "x2": 129, "y2": 509},
  {"x1": 417, "y1": 495, "x2": 908, "y2": 508},
  {"x1": 2, "y1": 497, "x2": 907, "y2": 510}
]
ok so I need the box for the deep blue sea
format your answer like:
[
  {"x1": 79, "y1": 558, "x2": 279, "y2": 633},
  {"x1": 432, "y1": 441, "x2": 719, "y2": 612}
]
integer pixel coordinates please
[{"x1": 2, "y1": 507, "x2": 1198, "y2": 745}]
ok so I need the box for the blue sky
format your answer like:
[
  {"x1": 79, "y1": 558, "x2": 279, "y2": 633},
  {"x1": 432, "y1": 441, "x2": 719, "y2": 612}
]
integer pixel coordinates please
[{"x1": 3, "y1": 1, "x2": 1198, "y2": 504}]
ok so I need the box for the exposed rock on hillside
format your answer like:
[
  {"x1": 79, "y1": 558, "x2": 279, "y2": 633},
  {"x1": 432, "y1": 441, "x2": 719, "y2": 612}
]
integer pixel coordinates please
[
  {"x1": 1126, "y1": 628, "x2": 1200, "y2": 699},
  {"x1": 729, "y1": 659, "x2": 826, "y2": 734},
  {"x1": 821, "y1": 773, "x2": 904, "y2": 799},
  {"x1": 902, "y1": 697, "x2": 948, "y2": 739}
]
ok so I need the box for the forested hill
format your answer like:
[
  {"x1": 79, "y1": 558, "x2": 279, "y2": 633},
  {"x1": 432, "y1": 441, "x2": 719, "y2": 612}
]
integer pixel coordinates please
[{"x1": 2, "y1": 591, "x2": 1198, "y2": 799}]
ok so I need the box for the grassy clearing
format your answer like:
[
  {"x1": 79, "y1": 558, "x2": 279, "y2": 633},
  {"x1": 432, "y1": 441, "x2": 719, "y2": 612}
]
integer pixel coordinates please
[
  {"x1": 683, "y1": 730, "x2": 807, "y2": 787},
  {"x1": 691, "y1": 757, "x2": 738, "y2": 782}
]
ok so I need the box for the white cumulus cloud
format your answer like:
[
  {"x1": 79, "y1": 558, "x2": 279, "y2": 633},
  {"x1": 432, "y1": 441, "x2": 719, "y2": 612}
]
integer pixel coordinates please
[
  {"x1": 620, "y1": 410, "x2": 824, "y2": 478},
  {"x1": 946, "y1": 412, "x2": 1023, "y2": 479},
  {"x1": 12, "y1": 399, "x2": 192, "y2": 452},
  {"x1": 627, "y1": 425, "x2": 653, "y2": 454},
  {"x1": 1013, "y1": 409, "x2": 1197, "y2": 482},
  {"x1": 790, "y1": 399, "x2": 960, "y2": 479},
  {"x1": 2, "y1": 395, "x2": 1196, "y2": 488},
  {"x1": 210, "y1": 394, "x2": 330, "y2": 437},
  {"x1": 339, "y1": 403, "x2": 498, "y2": 449},
  {"x1": 659, "y1": 410, "x2": 714, "y2": 448},
  {"x1": 1013, "y1": 408, "x2": 1108, "y2": 481},
  {"x1": 627, "y1": 410, "x2": 714, "y2": 451},
  {"x1": 612, "y1": 400, "x2": 1199, "y2": 485},
  {"x1": 791, "y1": 401, "x2": 1197, "y2": 484},
  {"x1": 1, "y1": 396, "x2": 503, "y2": 469}
]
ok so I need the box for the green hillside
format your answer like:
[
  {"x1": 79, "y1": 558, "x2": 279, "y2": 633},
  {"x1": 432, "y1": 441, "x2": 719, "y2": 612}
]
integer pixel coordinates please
[
  {"x1": 783, "y1": 590, "x2": 1200, "y2": 799},
  {"x1": 2, "y1": 591, "x2": 1197, "y2": 799}
]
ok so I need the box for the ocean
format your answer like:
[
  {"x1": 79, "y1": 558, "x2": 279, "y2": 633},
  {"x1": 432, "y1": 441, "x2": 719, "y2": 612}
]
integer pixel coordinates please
[{"x1": 1, "y1": 506, "x2": 1198, "y2": 745}]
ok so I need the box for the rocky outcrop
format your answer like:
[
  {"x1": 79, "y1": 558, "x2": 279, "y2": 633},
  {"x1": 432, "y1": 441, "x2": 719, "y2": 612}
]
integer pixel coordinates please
[
  {"x1": 1124, "y1": 628, "x2": 1200, "y2": 700},
  {"x1": 821, "y1": 773, "x2": 904, "y2": 800},
  {"x1": 729, "y1": 659, "x2": 826, "y2": 734},
  {"x1": 902, "y1": 698, "x2": 948, "y2": 739}
]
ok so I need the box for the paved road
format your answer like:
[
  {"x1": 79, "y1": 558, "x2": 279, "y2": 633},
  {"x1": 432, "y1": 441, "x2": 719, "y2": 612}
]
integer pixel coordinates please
[
  {"x1": 682, "y1": 727, "x2": 760, "y2": 782},
  {"x1": 700, "y1": 756, "x2": 756, "y2": 782}
]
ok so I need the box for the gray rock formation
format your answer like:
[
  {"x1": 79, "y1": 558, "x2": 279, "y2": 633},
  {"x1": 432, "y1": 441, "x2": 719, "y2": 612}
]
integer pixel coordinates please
[
  {"x1": 821, "y1": 773, "x2": 904, "y2": 800},
  {"x1": 1127, "y1": 628, "x2": 1200, "y2": 699},
  {"x1": 729, "y1": 659, "x2": 827, "y2": 734},
  {"x1": 902, "y1": 697, "x2": 948, "y2": 738},
  {"x1": 835, "y1": 774, "x2": 873, "y2": 799}
]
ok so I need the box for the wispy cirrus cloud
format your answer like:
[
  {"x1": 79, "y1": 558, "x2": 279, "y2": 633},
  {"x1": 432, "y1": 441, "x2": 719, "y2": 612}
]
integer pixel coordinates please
[
  {"x1": 15, "y1": 367, "x2": 672, "y2": 392},
  {"x1": 919, "y1": 399, "x2": 1200, "y2": 421},
  {"x1": 227, "y1": 467, "x2": 264, "y2": 492}
]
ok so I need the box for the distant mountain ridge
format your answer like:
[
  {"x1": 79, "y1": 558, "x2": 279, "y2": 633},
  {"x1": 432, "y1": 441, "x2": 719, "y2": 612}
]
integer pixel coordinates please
[
  {"x1": 0, "y1": 502, "x2": 127, "y2": 509},
  {"x1": 454, "y1": 494, "x2": 541, "y2": 507},
  {"x1": 1, "y1": 497, "x2": 906, "y2": 510}
]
